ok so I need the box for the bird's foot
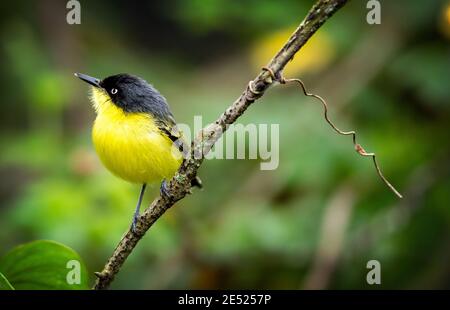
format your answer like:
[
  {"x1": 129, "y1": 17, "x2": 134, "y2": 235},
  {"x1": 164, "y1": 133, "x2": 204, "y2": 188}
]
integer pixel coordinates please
[
  {"x1": 160, "y1": 179, "x2": 171, "y2": 198},
  {"x1": 131, "y1": 213, "x2": 139, "y2": 234}
]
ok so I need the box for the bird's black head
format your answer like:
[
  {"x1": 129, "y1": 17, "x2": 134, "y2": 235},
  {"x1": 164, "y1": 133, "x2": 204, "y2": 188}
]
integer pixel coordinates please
[{"x1": 75, "y1": 73, "x2": 174, "y2": 120}]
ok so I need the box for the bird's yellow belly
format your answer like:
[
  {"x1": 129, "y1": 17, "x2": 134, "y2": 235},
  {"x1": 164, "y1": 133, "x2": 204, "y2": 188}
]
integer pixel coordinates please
[{"x1": 92, "y1": 109, "x2": 182, "y2": 184}]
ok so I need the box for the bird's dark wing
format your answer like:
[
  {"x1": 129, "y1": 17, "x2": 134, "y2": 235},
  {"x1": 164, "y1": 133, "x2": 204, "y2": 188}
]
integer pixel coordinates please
[
  {"x1": 158, "y1": 115, "x2": 202, "y2": 189},
  {"x1": 157, "y1": 116, "x2": 188, "y2": 156},
  {"x1": 157, "y1": 115, "x2": 180, "y2": 142}
]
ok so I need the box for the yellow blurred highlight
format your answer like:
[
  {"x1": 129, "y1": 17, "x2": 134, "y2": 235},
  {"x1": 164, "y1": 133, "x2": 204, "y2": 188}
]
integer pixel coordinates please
[
  {"x1": 250, "y1": 26, "x2": 335, "y2": 76},
  {"x1": 441, "y1": 2, "x2": 450, "y2": 39}
]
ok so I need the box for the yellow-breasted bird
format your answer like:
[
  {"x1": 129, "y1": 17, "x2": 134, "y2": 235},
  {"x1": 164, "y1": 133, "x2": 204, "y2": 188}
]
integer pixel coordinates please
[{"x1": 75, "y1": 73, "x2": 200, "y2": 232}]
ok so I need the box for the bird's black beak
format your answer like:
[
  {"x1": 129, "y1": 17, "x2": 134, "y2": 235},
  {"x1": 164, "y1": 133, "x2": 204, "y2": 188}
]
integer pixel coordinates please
[{"x1": 74, "y1": 73, "x2": 101, "y2": 88}]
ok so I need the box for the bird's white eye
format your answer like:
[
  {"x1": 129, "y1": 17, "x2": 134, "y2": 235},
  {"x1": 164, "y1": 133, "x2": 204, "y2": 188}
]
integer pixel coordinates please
[{"x1": 111, "y1": 88, "x2": 118, "y2": 95}]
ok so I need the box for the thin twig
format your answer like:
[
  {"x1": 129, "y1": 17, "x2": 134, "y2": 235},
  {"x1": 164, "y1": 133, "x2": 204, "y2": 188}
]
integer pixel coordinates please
[
  {"x1": 93, "y1": 0, "x2": 350, "y2": 289},
  {"x1": 280, "y1": 76, "x2": 402, "y2": 198}
]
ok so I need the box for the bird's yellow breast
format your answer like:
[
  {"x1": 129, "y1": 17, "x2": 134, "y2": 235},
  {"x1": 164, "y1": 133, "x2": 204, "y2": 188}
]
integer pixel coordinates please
[{"x1": 90, "y1": 88, "x2": 182, "y2": 184}]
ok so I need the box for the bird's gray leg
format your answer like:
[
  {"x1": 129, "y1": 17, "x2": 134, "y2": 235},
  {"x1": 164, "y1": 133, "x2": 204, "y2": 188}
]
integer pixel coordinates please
[{"x1": 131, "y1": 183, "x2": 147, "y2": 233}]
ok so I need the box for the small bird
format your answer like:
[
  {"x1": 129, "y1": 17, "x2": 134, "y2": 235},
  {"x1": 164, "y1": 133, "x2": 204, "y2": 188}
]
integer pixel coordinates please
[{"x1": 75, "y1": 73, "x2": 200, "y2": 232}]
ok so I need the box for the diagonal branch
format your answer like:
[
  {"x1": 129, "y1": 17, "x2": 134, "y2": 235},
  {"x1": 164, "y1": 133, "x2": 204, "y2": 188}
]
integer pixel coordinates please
[{"x1": 93, "y1": 0, "x2": 350, "y2": 290}]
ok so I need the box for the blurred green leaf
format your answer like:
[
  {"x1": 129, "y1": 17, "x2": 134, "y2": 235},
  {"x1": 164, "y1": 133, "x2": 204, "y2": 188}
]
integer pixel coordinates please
[
  {"x1": 31, "y1": 71, "x2": 67, "y2": 110},
  {"x1": 389, "y1": 43, "x2": 450, "y2": 107},
  {"x1": 0, "y1": 272, "x2": 14, "y2": 290},
  {"x1": 0, "y1": 240, "x2": 89, "y2": 290}
]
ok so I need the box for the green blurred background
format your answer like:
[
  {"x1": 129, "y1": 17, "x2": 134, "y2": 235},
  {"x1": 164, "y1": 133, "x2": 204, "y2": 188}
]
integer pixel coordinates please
[{"x1": 1, "y1": 0, "x2": 449, "y2": 289}]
